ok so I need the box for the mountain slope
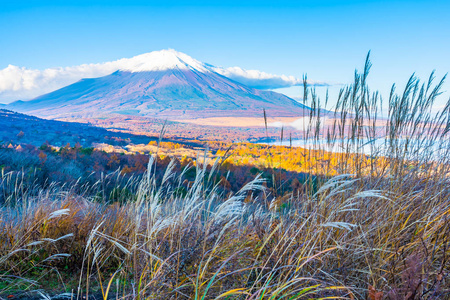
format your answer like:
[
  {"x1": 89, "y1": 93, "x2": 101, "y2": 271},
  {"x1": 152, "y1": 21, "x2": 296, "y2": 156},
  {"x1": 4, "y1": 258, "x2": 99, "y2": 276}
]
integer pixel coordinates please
[
  {"x1": 0, "y1": 109, "x2": 154, "y2": 147},
  {"x1": 7, "y1": 50, "x2": 309, "y2": 120}
]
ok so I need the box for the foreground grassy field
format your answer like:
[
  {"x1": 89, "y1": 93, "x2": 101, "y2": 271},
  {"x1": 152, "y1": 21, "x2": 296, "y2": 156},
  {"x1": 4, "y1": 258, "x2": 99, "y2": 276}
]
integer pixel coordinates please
[
  {"x1": 1, "y1": 159, "x2": 449, "y2": 299},
  {"x1": 1, "y1": 57, "x2": 449, "y2": 299}
]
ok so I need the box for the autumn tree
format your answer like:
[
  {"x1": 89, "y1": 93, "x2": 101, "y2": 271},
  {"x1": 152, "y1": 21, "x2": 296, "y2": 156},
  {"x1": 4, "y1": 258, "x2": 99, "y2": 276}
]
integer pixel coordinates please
[
  {"x1": 38, "y1": 151, "x2": 47, "y2": 165},
  {"x1": 107, "y1": 154, "x2": 120, "y2": 169}
]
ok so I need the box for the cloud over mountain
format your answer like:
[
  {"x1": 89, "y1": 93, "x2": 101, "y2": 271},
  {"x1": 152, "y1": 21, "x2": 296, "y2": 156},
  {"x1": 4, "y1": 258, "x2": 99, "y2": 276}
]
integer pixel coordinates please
[
  {"x1": 0, "y1": 63, "x2": 119, "y2": 102},
  {"x1": 0, "y1": 49, "x2": 329, "y2": 103},
  {"x1": 211, "y1": 66, "x2": 329, "y2": 90}
]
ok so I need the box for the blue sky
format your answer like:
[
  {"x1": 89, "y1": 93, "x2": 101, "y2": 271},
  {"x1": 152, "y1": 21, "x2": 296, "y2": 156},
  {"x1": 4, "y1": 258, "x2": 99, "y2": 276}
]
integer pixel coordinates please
[{"x1": 1, "y1": 0, "x2": 449, "y2": 106}]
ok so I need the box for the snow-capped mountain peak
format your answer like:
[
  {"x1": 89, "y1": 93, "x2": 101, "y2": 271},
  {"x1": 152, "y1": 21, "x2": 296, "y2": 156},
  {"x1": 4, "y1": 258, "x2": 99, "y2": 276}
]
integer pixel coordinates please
[
  {"x1": 6, "y1": 49, "x2": 311, "y2": 120},
  {"x1": 116, "y1": 49, "x2": 209, "y2": 73},
  {"x1": 1, "y1": 49, "x2": 327, "y2": 103}
]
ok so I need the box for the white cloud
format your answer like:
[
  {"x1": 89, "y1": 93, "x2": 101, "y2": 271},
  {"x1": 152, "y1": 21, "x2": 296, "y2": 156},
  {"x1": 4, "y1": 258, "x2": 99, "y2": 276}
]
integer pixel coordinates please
[
  {"x1": 211, "y1": 66, "x2": 330, "y2": 89},
  {"x1": 0, "y1": 62, "x2": 119, "y2": 102},
  {"x1": 0, "y1": 49, "x2": 331, "y2": 103},
  {"x1": 211, "y1": 66, "x2": 301, "y2": 89}
]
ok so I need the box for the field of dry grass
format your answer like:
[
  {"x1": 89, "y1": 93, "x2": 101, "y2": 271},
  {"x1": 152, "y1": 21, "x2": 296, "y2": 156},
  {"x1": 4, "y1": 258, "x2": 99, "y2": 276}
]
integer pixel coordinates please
[
  {"x1": 1, "y1": 150, "x2": 449, "y2": 299},
  {"x1": 1, "y1": 55, "x2": 449, "y2": 299}
]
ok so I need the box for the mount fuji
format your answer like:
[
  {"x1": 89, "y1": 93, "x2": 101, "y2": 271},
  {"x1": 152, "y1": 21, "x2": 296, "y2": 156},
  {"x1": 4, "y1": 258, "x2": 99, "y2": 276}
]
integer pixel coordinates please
[{"x1": 7, "y1": 50, "x2": 310, "y2": 120}]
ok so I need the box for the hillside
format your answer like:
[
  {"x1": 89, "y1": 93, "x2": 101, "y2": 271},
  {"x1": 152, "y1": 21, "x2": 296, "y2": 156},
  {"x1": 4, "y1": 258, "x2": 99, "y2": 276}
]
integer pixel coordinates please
[{"x1": 0, "y1": 109, "x2": 155, "y2": 147}]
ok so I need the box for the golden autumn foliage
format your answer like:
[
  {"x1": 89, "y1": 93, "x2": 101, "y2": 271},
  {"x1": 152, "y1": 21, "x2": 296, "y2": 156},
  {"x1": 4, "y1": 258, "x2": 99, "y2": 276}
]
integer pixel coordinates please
[{"x1": 217, "y1": 143, "x2": 395, "y2": 177}]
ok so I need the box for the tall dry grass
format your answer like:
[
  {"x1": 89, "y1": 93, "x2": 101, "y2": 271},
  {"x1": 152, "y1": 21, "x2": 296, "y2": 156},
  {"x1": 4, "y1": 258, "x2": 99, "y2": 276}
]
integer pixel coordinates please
[{"x1": 0, "y1": 54, "x2": 449, "y2": 299}]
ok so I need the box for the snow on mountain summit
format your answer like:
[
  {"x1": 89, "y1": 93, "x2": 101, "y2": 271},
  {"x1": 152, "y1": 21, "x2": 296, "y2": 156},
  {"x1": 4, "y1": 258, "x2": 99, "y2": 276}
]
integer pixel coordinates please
[{"x1": 116, "y1": 49, "x2": 209, "y2": 73}]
